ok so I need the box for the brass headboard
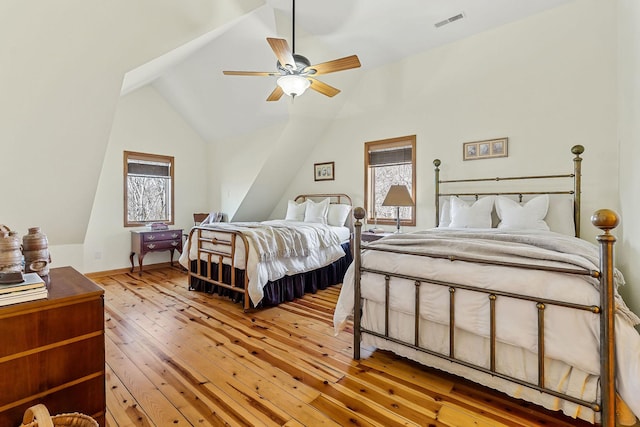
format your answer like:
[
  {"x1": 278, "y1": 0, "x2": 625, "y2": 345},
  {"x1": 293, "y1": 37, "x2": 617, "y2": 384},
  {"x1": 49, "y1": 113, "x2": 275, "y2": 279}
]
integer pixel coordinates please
[
  {"x1": 294, "y1": 193, "x2": 354, "y2": 230},
  {"x1": 434, "y1": 145, "x2": 584, "y2": 237}
]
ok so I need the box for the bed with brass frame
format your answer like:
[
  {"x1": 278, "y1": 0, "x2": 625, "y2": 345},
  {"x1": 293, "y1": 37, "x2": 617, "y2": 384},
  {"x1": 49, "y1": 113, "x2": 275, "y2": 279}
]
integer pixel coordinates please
[
  {"x1": 335, "y1": 146, "x2": 640, "y2": 425},
  {"x1": 183, "y1": 194, "x2": 353, "y2": 311}
]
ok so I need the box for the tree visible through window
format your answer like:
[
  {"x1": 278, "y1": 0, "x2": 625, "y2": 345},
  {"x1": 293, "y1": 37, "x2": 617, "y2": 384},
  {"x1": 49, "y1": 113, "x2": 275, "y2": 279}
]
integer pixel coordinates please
[
  {"x1": 124, "y1": 151, "x2": 174, "y2": 226},
  {"x1": 364, "y1": 135, "x2": 416, "y2": 226}
]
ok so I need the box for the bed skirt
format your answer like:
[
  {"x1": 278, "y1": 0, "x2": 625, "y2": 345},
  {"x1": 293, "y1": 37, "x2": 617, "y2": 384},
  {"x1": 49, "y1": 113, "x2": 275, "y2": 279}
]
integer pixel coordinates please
[{"x1": 189, "y1": 242, "x2": 352, "y2": 308}]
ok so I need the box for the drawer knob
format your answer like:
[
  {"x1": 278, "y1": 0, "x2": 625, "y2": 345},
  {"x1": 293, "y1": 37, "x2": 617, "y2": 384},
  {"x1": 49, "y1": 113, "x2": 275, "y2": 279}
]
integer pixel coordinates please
[
  {"x1": 171, "y1": 241, "x2": 178, "y2": 247},
  {"x1": 147, "y1": 235, "x2": 156, "y2": 240},
  {"x1": 171, "y1": 233, "x2": 179, "y2": 238},
  {"x1": 147, "y1": 244, "x2": 156, "y2": 249}
]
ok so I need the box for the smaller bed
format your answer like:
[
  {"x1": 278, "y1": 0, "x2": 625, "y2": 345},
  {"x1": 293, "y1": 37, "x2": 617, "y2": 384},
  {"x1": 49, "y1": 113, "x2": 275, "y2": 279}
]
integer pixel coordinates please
[{"x1": 180, "y1": 194, "x2": 353, "y2": 310}]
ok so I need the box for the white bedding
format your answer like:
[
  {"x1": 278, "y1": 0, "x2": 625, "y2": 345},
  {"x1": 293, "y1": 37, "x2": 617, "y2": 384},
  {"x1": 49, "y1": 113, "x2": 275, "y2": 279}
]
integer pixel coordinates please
[
  {"x1": 180, "y1": 220, "x2": 349, "y2": 306},
  {"x1": 334, "y1": 228, "x2": 640, "y2": 423}
]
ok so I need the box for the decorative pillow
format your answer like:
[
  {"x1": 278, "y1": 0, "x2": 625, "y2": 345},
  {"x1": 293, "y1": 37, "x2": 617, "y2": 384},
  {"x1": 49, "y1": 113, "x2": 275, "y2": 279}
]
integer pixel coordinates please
[
  {"x1": 327, "y1": 204, "x2": 351, "y2": 227},
  {"x1": 545, "y1": 194, "x2": 576, "y2": 236},
  {"x1": 495, "y1": 194, "x2": 550, "y2": 231},
  {"x1": 438, "y1": 198, "x2": 451, "y2": 227},
  {"x1": 304, "y1": 198, "x2": 330, "y2": 224},
  {"x1": 449, "y1": 196, "x2": 495, "y2": 228},
  {"x1": 284, "y1": 200, "x2": 307, "y2": 221}
]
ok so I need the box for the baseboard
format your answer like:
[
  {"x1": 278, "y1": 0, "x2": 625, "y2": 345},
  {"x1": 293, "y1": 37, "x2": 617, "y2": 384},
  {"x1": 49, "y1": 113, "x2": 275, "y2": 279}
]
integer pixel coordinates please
[{"x1": 85, "y1": 261, "x2": 183, "y2": 279}]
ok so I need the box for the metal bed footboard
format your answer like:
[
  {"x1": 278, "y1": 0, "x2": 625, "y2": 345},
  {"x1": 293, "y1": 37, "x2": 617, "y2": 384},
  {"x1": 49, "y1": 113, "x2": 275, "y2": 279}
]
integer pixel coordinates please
[{"x1": 186, "y1": 226, "x2": 252, "y2": 310}]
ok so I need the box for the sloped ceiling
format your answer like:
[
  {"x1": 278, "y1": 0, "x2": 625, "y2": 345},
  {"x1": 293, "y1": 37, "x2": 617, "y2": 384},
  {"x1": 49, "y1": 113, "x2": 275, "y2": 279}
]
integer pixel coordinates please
[{"x1": 123, "y1": 0, "x2": 573, "y2": 143}]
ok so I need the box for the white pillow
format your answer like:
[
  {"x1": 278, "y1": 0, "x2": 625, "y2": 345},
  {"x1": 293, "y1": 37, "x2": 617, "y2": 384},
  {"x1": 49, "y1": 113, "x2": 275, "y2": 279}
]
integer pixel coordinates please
[
  {"x1": 545, "y1": 194, "x2": 576, "y2": 236},
  {"x1": 438, "y1": 198, "x2": 451, "y2": 227},
  {"x1": 284, "y1": 200, "x2": 307, "y2": 221},
  {"x1": 495, "y1": 194, "x2": 550, "y2": 231},
  {"x1": 304, "y1": 198, "x2": 330, "y2": 224},
  {"x1": 449, "y1": 196, "x2": 495, "y2": 228},
  {"x1": 327, "y1": 204, "x2": 351, "y2": 227}
]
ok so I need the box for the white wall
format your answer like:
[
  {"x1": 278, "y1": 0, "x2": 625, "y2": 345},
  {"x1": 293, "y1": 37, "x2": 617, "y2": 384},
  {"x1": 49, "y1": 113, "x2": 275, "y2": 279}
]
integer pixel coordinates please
[
  {"x1": 81, "y1": 86, "x2": 209, "y2": 273},
  {"x1": 0, "y1": 0, "x2": 261, "y2": 268},
  {"x1": 273, "y1": 0, "x2": 618, "y2": 245},
  {"x1": 617, "y1": 0, "x2": 640, "y2": 316}
]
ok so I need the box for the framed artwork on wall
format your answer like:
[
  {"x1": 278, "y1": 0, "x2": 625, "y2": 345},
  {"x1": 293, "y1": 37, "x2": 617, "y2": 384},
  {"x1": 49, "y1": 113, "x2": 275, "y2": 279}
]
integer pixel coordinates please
[
  {"x1": 314, "y1": 161, "x2": 335, "y2": 181},
  {"x1": 463, "y1": 137, "x2": 508, "y2": 161}
]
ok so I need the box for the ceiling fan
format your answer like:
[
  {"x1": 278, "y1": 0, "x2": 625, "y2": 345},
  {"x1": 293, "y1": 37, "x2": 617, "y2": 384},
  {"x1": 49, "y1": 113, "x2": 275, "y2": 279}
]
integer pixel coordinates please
[{"x1": 223, "y1": 0, "x2": 361, "y2": 101}]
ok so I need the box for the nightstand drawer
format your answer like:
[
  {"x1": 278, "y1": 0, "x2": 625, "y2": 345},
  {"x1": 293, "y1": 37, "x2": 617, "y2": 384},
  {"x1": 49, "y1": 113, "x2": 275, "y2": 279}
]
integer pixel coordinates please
[
  {"x1": 143, "y1": 239, "x2": 181, "y2": 251},
  {"x1": 142, "y1": 231, "x2": 182, "y2": 242}
]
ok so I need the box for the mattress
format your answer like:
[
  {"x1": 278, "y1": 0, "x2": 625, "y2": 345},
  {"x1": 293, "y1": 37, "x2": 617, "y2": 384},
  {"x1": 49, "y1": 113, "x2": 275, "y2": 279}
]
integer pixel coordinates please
[{"x1": 334, "y1": 229, "x2": 640, "y2": 423}]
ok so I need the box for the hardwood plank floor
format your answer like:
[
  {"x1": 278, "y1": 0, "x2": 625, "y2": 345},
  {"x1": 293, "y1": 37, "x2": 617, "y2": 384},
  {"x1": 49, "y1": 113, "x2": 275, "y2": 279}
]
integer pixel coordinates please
[{"x1": 94, "y1": 267, "x2": 597, "y2": 427}]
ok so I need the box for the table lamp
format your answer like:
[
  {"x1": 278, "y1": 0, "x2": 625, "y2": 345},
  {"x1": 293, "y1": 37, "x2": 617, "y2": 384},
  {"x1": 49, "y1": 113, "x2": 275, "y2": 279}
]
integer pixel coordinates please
[{"x1": 382, "y1": 185, "x2": 414, "y2": 233}]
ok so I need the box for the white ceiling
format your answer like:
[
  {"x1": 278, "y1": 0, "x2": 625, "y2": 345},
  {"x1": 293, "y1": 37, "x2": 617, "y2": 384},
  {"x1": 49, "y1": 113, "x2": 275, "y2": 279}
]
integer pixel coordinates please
[{"x1": 122, "y1": 0, "x2": 573, "y2": 143}]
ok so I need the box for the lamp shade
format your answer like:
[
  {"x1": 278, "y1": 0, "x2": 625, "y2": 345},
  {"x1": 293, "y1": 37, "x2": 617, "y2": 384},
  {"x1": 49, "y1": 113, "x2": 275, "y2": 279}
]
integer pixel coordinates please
[
  {"x1": 382, "y1": 185, "x2": 414, "y2": 207},
  {"x1": 277, "y1": 75, "x2": 310, "y2": 97}
]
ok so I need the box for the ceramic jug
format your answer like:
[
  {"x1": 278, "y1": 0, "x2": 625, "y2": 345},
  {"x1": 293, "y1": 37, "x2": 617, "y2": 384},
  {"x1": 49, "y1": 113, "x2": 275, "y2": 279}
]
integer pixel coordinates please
[
  {"x1": 0, "y1": 227, "x2": 23, "y2": 273},
  {"x1": 23, "y1": 227, "x2": 50, "y2": 276}
]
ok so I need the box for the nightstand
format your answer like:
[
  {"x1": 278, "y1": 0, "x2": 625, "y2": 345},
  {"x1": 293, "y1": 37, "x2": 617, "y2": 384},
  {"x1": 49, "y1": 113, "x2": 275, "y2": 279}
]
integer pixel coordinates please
[
  {"x1": 361, "y1": 231, "x2": 394, "y2": 243},
  {"x1": 130, "y1": 229, "x2": 183, "y2": 275}
]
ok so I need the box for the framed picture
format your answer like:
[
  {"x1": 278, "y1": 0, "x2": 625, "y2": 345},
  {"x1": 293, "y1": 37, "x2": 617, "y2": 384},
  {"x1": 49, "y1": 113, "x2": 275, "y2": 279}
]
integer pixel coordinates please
[
  {"x1": 463, "y1": 137, "x2": 508, "y2": 161},
  {"x1": 314, "y1": 161, "x2": 335, "y2": 181}
]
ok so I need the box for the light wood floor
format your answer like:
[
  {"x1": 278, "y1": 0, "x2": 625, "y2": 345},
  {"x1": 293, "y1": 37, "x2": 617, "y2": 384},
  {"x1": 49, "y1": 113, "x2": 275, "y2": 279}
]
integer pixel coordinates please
[{"x1": 94, "y1": 267, "x2": 595, "y2": 427}]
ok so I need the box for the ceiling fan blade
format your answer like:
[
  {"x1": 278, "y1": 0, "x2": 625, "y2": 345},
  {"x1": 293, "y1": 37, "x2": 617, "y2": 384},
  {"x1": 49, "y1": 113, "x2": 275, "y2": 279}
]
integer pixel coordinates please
[
  {"x1": 308, "y1": 78, "x2": 340, "y2": 97},
  {"x1": 223, "y1": 70, "x2": 278, "y2": 76},
  {"x1": 267, "y1": 38, "x2": 296, "y2": 69},
  {"x1": 304, "y1": 55, "x2": 361, "y2": 75},
  {"x1": 267, "y1": 85, "x2": 284, "y2": 102}
]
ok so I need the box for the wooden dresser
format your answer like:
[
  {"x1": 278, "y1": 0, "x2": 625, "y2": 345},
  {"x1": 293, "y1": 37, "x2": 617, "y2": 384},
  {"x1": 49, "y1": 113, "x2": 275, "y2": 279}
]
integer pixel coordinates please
[{"x1": 0, "y1": 267, "x2": 105, "y2": 426}]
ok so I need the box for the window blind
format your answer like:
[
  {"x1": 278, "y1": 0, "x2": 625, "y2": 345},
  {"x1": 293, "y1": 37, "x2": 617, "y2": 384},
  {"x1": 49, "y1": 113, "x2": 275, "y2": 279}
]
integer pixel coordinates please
[
  {"x1": 368, "y1": 147, "x2": 412, "y2": 167},
  {"x1": 128, "y1": 162, "x2": 171, "y2": 177}
]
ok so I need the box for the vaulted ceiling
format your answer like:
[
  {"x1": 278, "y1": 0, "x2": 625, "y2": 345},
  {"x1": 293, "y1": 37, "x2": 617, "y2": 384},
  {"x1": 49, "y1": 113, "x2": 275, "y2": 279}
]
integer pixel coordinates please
[{"x1": 122, "y1": 0, "x2": 573, "y2": 144}]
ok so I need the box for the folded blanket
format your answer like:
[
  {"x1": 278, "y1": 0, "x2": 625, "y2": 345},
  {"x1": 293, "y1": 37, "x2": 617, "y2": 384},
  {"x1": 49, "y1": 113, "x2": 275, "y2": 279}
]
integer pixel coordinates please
[
  {"x1": 366, "y1": 229, "x2": 640, "y2": 326},
  {"x1": 199, "y1": 221, "x2": 341, "y2": 262}
]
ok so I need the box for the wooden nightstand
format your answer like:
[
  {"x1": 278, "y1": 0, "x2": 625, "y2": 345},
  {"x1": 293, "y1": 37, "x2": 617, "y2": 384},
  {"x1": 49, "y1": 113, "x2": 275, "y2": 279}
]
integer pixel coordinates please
[
  {"x1": 130, "y1": 229, "x2": 183, "y2": 275},
  {"x1": 361, "y1": 231, "x2": 394, "y2": 243}
]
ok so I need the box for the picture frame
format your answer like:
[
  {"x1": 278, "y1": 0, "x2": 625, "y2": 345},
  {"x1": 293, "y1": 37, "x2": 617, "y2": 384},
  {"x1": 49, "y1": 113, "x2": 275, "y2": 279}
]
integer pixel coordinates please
[
  {"x1": 314, "y1": 161, "x2": 335, "y2": 181},
  {"x1": 463, "y1": 137, "x2": 508, "y2": 161}
]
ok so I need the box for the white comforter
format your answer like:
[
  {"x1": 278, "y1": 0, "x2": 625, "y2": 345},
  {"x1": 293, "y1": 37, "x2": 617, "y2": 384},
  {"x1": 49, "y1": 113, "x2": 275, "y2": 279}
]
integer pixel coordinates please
[
  {"x1": 180, "y1": 220, "x2": 347, "y2": 306},
  {"x1": 334, "y1": 229, "x2": 640, "y2": 422}
]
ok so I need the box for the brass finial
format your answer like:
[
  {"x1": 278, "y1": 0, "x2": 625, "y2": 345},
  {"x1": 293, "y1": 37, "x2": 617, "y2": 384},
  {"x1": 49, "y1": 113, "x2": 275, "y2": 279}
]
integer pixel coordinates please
[
  {"x1": 571, "y1": 145, "x2": 585, "y2": 155},
  {"x1": 353, "y1": 207, "x2": 366, "y2": 220},
  {"x1": 433, "y1": 159, "x2": 441, "y2": 167},
  {"x1": 591, "y1": 209, "x2": 619, "y2": 231}
]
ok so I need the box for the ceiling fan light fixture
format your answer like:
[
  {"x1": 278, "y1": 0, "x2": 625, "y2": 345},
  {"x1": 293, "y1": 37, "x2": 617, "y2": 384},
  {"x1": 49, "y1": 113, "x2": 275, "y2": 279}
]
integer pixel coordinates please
[{"x1": 277, "y1": 74, "x2": 310, "y2": 97}]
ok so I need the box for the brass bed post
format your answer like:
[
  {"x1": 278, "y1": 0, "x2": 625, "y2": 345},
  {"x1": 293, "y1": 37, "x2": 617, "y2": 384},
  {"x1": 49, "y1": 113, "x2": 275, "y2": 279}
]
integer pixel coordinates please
[
  {"x1": 572, "y1": 145, "x2": 584, "y2": 238},
  {"x1": 434, "y1": 159, "x2": 441, "y2": 227},
  {"x1": 592, "y1": 209, "x2": 619, "y2": 427},
  {"x1": 353, "y1": 207, "x2": 365, "y2": 360}
]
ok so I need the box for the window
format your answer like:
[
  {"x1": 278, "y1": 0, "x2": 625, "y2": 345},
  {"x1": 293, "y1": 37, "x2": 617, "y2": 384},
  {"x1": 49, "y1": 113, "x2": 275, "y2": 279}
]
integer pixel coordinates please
[
  {"x1": 124, "y1": 151, "x2": 174, "y2": 227},
  {"x1": 364, "y1": 135, "x2": 416, "y2": 226}
]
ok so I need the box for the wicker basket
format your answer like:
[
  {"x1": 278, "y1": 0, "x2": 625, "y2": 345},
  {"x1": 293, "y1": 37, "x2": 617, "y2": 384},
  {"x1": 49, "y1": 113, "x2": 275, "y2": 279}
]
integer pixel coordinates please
[{"x1": 19, "y1": 404, "x2": 98, "y2": 427}]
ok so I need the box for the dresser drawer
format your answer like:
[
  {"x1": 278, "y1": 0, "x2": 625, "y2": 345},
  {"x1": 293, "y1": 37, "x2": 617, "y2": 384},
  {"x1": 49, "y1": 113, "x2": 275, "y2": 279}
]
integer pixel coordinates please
[{"x1": 142, "y1": 230, "x2": 182, "y2": 242}]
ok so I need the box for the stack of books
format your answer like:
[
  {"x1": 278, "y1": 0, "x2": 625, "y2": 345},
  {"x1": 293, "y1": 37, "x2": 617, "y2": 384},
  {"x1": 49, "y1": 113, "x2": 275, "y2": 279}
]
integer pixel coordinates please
[
  {"x1": 146, "y1": 222, "x2": 169, "y2": 230},
  {"x1": 0, "y1": 272, "x2": 48, "y2": 307}
]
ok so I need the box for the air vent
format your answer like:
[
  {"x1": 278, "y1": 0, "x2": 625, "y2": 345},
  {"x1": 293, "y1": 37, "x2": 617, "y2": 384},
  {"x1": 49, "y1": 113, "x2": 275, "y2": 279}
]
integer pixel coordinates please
[{"x1": 435, "y1": 12, "x2": 465, "y2": 28}]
